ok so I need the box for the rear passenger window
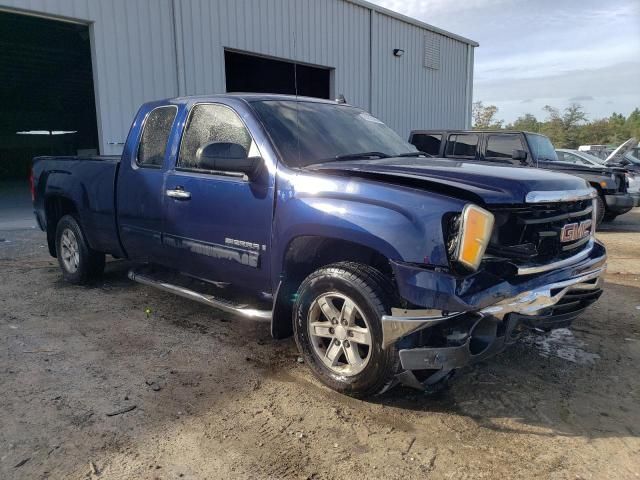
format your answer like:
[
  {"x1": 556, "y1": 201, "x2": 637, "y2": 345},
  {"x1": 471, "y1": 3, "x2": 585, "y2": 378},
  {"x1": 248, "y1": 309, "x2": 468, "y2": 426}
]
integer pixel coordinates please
[
  {"x1": 486, "y1": 134, "x2": 524, "y2": 159},
  {"x1": 445, "y1": 134, "x2": 478, "y2": 158},
  {"x1": 137, "y1": 106, "x2": 177, "y2": 167},
  {"x1": 178, "y1": 103, "x2": 255, "y2": 171},
  {"x1": 411, "y1": 133, "x2": 442, "y2": 156}
]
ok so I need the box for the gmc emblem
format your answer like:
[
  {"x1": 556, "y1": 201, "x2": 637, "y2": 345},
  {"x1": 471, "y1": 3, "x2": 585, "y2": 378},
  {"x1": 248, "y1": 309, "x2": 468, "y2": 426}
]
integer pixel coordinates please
[{"x1": 560, "y1": 220, "x2": 592, "y2": 243}]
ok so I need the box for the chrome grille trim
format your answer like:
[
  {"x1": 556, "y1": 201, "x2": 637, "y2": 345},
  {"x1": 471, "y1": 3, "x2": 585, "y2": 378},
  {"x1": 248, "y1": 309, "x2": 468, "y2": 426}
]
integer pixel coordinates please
[
  {"x1": 516, "y1": 238, "x2": 595, "y2": 275},
  {"x1": 526, "y1": 188, "x2": 597, "y2": 204}
]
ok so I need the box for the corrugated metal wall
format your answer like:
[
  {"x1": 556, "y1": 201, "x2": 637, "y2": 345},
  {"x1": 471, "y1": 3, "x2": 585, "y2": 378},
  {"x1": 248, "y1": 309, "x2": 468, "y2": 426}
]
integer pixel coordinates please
[
  {"x1": 1, "y1": 0, "x2": 474, "y2": 154},
  {"x1": 372, "y1": 12, "x2": 473, "y2": 135},
  {"x1": 174, "y1": 0, "x2": 371, "y2": 110},
  {"x1": 1, "y1": 0, "x2": 179, "y2": 154}
]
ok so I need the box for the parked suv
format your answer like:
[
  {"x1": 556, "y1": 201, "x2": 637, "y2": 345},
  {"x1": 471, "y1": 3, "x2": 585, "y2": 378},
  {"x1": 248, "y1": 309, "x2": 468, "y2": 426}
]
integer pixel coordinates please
[{"x1": 409, "y1": 130, "x2": 634, "y2": 224}]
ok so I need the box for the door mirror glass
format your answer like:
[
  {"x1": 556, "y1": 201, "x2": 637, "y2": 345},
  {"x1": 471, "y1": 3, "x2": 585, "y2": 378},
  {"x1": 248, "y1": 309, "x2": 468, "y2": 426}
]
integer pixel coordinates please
[
  {"x1": 196, "y1": 141, "x2": 261, "y2": 177},
  {"x1": 512, "y1": 149, "x2": 528, "y2": 162}
]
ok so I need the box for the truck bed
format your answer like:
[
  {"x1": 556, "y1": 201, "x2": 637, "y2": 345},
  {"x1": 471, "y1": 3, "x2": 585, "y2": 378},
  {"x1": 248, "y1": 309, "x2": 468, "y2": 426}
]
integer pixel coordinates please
[{"x1": 32, "y1": 155, "x2": 124, "y2": 257}]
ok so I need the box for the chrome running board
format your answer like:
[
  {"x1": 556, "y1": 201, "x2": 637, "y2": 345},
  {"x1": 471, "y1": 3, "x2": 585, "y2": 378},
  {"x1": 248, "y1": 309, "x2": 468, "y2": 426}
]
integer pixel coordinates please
[{"x1": 128, "y1": 269, "x2": 272, "y2": 321}]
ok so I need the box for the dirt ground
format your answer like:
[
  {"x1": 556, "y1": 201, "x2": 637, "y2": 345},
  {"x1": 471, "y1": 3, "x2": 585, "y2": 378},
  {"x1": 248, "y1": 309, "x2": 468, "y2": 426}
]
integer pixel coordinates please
[{"x1": 1, "y1": 210, "x2": 639, "y2": 480}]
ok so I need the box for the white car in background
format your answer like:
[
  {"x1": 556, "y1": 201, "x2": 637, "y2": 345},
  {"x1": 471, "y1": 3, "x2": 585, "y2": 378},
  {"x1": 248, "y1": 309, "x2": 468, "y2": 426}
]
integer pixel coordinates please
[{"x1": 556, "y1": 148, "x2": 640, "y2": 207}]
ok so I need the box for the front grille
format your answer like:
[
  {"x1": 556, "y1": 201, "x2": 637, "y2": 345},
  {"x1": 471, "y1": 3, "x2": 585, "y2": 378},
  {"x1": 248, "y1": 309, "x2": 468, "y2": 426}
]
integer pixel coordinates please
[{"x1": 487, "y1": 199, "x2": 594, "y2": 265}]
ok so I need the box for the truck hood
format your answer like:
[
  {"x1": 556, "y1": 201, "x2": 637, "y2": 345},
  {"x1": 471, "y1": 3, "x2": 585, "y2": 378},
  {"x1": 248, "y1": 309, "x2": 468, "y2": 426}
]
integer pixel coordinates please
[
  {"x1": 305, "y1": 158, "x2": 589, "y2": 205},
  {"x1": 605, "y1": 137, "x2": 638, "y2": 164},
  {"x1": 537, "y1": 160, "x2": 622, "y2": 175}
]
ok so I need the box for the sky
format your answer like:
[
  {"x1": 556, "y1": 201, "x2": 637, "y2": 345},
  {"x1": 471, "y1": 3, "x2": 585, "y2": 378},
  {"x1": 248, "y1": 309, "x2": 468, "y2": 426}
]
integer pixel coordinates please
[{"x1": 368, "y1": 0, "x2": 640, "y2": 123}]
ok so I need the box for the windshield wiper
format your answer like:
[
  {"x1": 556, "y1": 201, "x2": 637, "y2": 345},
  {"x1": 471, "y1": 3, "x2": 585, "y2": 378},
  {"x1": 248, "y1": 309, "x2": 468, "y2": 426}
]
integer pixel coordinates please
[
  {"x1": 334, "y1": 151, "x2": 391, "y2": 160},
  {"x1": 395, "y1": 151, "x2": 432, "y2": 158}
]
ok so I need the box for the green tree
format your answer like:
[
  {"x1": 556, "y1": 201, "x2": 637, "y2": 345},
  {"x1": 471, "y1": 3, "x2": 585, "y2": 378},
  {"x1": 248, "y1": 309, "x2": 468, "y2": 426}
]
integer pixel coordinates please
[
  {"x1": 562, "y1": 103, "x2": 587, "y2": 148},
  {"x1": 508, "y1": 113, "x2": 540, "y2": 132},
  {"x1": 474, "y1": 100, "x2": 640, "y2": 148},
  {"x1": 472, "y1": 101, "x2": 504, "y2": 129},
  {"x1": 540, "y1": 105, "x2": 567, "y2": 147},
  {"x1": 624, "y1": 108, "x2": 640, "y2": 140}
]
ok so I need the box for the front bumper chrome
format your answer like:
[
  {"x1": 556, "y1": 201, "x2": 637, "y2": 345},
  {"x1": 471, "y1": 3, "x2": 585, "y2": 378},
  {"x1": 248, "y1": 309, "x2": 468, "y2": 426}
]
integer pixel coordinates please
[{"x1": 381, "y1": 263, "x2": 606, "y2": 349}]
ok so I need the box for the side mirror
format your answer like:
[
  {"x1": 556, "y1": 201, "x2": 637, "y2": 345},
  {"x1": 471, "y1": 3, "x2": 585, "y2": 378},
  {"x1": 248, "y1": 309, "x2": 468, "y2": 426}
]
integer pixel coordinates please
[
  {"x1": 195, "y1": 142, "x2": 261, "y2": 177},
  {"x1": 512, "y1": 149, "x2": 528, "y2": 163}
]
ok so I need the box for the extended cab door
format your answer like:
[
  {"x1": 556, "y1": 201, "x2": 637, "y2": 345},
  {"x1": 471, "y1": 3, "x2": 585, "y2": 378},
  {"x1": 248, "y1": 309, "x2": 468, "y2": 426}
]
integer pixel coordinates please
[
  {"x1": 161, "y1": 102, "x2": 275, "y2": 293},
  {"x1": 117, "y1": 105, "x2": 178, "y2": 262}
]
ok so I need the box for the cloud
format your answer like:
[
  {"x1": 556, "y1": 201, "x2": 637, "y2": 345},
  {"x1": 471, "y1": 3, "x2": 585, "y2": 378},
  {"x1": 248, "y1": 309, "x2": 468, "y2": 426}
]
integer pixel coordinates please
[
  {"x1": 569, "y1": 96, "x2": 595, "y2": 102},
  {"x1": 369, "y1": 0, "x2": 640, "y2": 121},
  {"x1": 476, "y1": 62, "x2": 640, "y2": 103},
  {"x1": 367, "y1": 0, "x2": 510, "y2": 19}
]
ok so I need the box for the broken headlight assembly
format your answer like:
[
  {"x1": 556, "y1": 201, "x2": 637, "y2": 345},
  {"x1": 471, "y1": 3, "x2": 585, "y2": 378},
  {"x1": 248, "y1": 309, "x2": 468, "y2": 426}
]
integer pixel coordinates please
[{"x1": 447, "y1": 204, "x2": 495, "y2": 271}]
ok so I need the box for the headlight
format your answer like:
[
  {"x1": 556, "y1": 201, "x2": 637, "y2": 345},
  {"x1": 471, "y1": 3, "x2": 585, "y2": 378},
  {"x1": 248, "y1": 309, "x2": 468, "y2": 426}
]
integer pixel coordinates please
[{"x1": 452, "y1": 204, "x2": 495, "y2": 271}]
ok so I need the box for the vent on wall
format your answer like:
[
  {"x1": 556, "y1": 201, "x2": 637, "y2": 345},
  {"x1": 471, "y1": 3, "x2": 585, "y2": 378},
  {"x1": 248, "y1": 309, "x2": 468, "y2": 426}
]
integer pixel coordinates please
[{"x1": 424, "y1": 32, "x2": 441, "y2": 70}]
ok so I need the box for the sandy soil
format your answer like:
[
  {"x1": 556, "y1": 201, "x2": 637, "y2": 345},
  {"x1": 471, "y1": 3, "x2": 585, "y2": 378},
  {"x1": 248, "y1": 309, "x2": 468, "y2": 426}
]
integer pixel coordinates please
[{"x1": 1, "y1": 211, "x2": 639, "y2": 480}]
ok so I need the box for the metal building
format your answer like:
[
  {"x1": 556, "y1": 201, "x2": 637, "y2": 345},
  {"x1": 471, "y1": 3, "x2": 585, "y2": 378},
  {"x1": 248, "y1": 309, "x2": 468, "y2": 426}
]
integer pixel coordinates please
[{"x1": 0, "y1": 0, "x2": 477, "y2": 168}]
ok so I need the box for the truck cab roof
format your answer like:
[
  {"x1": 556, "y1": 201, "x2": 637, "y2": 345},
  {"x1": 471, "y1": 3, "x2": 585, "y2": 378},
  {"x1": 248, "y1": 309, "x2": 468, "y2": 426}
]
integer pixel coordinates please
[{"x1": 167, "y1": 93, "x2": 350, "y2": 106}]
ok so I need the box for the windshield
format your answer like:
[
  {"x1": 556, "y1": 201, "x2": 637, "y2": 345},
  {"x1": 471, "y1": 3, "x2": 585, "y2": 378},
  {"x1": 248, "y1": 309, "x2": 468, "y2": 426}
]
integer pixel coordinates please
[
  {"x1": 578, "y1": 151, "x2": 606, "y2": 164},
  {"x1": 251, "y1": 100, "x2": 416, "y2": 167},
  {"x1": 525, "y1": 133, "x2": 558, "y2": 161},
  {"x1": 624, "y1": 152, "x2": 640, "y2": 165}
]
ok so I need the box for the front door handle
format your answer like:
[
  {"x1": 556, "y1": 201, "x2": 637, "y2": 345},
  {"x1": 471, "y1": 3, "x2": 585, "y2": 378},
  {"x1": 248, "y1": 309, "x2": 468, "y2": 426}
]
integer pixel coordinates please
[{"x1": 166, "y1": 187, "x2": 191, "y2": 200}]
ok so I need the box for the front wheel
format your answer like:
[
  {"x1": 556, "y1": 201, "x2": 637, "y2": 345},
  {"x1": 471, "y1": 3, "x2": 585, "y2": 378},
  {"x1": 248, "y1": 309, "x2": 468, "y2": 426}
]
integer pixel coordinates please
[
  {"x1": 293, "y1": 262, "x2": 399, "y2": 397},
  {"x1": 55, "y1": 215, "x2": 105, "y2": 284}
]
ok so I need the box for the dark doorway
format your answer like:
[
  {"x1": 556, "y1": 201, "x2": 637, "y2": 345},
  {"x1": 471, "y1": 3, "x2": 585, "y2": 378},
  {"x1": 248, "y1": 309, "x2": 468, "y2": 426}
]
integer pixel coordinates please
[
  {"x1": 0, "y1": 11, "x2": 99, "y2": 180},
  {"x1": 225, "y1": 50, "x2": 331, "y2": 99}
]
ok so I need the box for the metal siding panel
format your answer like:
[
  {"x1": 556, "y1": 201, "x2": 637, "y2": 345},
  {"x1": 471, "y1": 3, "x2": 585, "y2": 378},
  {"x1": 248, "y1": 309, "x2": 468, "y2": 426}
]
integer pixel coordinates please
[
  {"x1": 175, "y1": 0, "x2": 370, "y2": 109},
  {"x1": 1, "y1": 0, "x2": 473, "y2": 150},
  {"x1": 0, "y1": 0, "x2": 179, "y2": 154},
  {"x1": 371, "y1": 12, "x2": 471, "y2": 138}
]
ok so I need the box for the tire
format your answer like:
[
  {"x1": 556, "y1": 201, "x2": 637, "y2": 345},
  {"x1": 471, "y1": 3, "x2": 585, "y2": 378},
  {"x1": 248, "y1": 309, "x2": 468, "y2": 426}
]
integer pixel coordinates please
[
  {"x1": 603, "y1": 212, "x2": 618, "y2": 222},
  {"x1": 594, "y1": 196, "x2": 605, "y2": 226},
  {"x1": 55, "y1": 214, "x2": 105, "y2": 284},
  {"x1": 293, "y1": 262, "x2": 400, "y2": 397}
]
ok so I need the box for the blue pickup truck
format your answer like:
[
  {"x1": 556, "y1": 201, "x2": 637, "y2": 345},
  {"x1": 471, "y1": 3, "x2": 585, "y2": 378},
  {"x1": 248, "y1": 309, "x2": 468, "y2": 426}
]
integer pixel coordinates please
[{"x1": 32, "y1": 94, "x2": 606, "y2": 396}]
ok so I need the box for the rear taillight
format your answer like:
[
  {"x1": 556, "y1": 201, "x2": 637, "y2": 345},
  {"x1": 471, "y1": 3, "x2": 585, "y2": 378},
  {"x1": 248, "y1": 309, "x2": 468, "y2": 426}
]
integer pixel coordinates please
[{"x1": 29, "y1": 169, "x2": 35, "y2": 202}]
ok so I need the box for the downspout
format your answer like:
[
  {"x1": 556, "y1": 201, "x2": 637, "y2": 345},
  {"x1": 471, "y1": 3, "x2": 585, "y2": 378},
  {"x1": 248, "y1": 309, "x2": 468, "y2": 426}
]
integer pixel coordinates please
[
  {"x1": 171, "y1": 0, "x2": 186, "y2": 96},
  {"x1": 368, "y1": 9, "x2": 376, "y2": 113},
  {"x1": 464, "y1": 44, "x2": 474, "y2": 129}
]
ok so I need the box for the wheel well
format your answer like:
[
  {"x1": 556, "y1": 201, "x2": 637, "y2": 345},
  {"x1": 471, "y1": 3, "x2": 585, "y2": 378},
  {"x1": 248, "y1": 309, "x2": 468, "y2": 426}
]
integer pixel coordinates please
[
  {"x1": 44, "y1": 196, "x2": 77, "y2": 257},
  {"x1": 271, "y1": 236, "x2": 393, "y2": 339}
]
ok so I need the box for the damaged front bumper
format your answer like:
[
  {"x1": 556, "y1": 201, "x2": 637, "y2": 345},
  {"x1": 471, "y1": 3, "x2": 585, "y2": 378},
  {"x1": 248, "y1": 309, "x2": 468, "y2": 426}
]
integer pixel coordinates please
[{"x1": 384, "y1": 240, "x2": 607, "y2": 388}]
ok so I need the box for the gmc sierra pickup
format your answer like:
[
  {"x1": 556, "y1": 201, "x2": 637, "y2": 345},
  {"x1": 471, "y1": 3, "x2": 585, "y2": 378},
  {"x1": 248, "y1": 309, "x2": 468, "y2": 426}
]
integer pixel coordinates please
[
  {"x1": 32, "y1": 94, "x2": 606, "y2": 396},
  {"x1": 409, "y1": 129, "x2": 634, "y2": 224}
]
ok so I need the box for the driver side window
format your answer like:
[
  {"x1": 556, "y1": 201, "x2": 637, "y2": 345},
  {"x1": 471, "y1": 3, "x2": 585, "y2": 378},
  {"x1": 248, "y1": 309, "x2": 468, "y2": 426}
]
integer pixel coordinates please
[{"x1": 177, "y1": 103, "x2": 257, "y2": 171}]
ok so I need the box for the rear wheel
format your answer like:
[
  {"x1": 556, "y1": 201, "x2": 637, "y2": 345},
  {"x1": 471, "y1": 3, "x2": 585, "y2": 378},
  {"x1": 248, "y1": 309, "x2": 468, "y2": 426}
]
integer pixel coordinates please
[
  {"x1": 293, "y1": 262, "x2": 399, "y2": 397},
  {"x1": 55, "y1": 215, "x2": 105, "y2": 284}
]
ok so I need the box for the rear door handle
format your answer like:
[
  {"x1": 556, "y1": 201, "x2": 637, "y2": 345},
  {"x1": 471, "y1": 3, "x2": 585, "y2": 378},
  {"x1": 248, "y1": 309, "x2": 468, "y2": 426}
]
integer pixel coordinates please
[{"x1": 166, "y1": 187, "x2": 191, "y2": 200}]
